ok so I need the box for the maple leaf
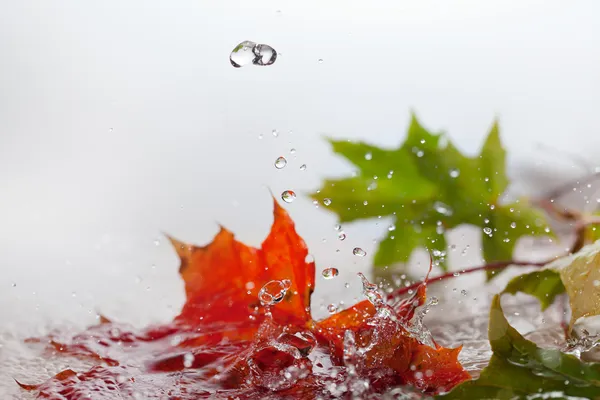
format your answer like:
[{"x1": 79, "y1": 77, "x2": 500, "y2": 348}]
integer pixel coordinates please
[
  {"x1": 312, "y1": 114, "x2": 549, "y2": 277},
  {"x1": 21, "y1": 199, "x2": 470, "y2": 399}
]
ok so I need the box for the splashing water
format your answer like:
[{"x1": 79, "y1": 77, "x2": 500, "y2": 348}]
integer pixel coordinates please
[{"x1": 230, "y1": 41, "x2": 277, "y2": 68}]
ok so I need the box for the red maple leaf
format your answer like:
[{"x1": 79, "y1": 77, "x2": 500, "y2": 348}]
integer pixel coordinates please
[{"x1": 19, "y1": 200, "x2": 469, "y2": 399}]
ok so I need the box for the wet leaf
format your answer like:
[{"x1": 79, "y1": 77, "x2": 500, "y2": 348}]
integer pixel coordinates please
[
  {"x1": 440, "y1": 295, "x2": 600, "y2": 399},
  {"x1": 22, "y1": 200, "x2": 469, "y2": 399},
  {"x1": 312, "y1": 114, "x2": 549, "y2": 275},
  {"x1": 502, "y1": 268, "x2": 565, "y2": 311},
  {"x1": 545, "y1": 241, "x2": 600, "y2": 330}
]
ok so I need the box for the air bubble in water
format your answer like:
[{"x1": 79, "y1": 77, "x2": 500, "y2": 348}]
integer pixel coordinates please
[
  {"x1": 322, "y1": 268, "x2": 339, "y2": 279},
  {"x1": 327, "y1": 304, "x2": 338, "y2": 314},
  {"x1": 353, "y1": 247, "x2": 366, "y2": 257},
  {"x1": 449, "y1": 168, "x2": 460, "y2": 178},
  {"x1": 230, "y1": 41, "x2": 277, "y2": 68},
  {"x1": 258, "y1": 280, "x2": 289, "y2": 306},
  {"x1": 274, "y1": 156, "x2": 287, "y2": 169},
  {"x1": 433, "y1": 201, "x2": 453, "y2": 216},
  {"x1": 281, "y1": 190, "x2": 296, "y2": 203}
]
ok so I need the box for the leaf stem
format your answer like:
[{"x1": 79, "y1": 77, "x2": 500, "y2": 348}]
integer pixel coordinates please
[{"x1": 387, "y1": 260, "x2": 546, "y2": 300}]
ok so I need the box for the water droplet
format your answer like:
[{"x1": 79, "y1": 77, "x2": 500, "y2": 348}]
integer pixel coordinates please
[
  {"x1": 12, "y1": 282, "x2": 16, "y2": 287},
  {"x1": 357, "y1": 272, "x2": 383, "y2": 307},
  {"x1": 281, "y1": 190, "x2": 296, "y2": 203},
  {"x1": 364, "y1": 152, "x2": 372, "y2": 161},
  {"x1": 388, "y1": 224, "x2": 396, "y2": 231},
  {"x1": 282, "y1": 279, "x2": 292, "y2": 289},
  {"x1": 338, "y1": 231, "x2": 347, "y2": 241},
  {"x1": 290, "y1": 148, "x2": 296, "y2": 154},
  {"x1": 274, "y1": 156, "x2": 287, "y2": 169},
  {"x1": 433, "y1": 201, "x2": 453, "y2": 216},
  {"x1": 153, "y1": 239, "x2": 160, "y2": 246},
  {"x1": 449, "y1": 168, "x2": 460, "y2": 178},
  {"x1": 483, "y1": 227, "x2": 492, "y2": 235},
  {"x1": 460, "y1": 289, "x2": 467, "y2": 296},
  {"x1": 327, "y1": 303, "x2": 338, "y2": 314},
  {"x1": 323, "y1": 198, "x2": 332, "y2": 206},
  {"x1": 272, "y1": 129, "x2": 279, "y2": 137},
  {"x1": 318, "y1": 58, "x2": 324, "y2": 64},
  {"x1": 334, "y1": 224, "x2": 342, "y2": 231},
  {"x1": 230, "y1": 41, "x2": 277, "y2": 68},
  {"x1": 258, "y1": 280, "x2": 289, "y2": 306},
  {"x1": 345, "y1": 283, "x2": 350, "y2": 288},
  {"x1": 183, "y1": 353, "x2": 195, "y2": 368},
  {"x1": 299, "y1": 164, "x2": 307, "y2": 171},
  {"x1": 353, "y1": 247, "x2": 366, "y2": 257},
  {"x1": 510, "y1": 222, "x2": 516, "y2": 228},
  {"x1": 322, "y1": 268, "x2": 339, "y2": 280}
]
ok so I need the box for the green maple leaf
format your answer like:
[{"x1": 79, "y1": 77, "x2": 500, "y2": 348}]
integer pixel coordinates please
[
  {"x1": 439, "y1": 295, "x2": 600, "y2": 399},
  {"x1": 312, "y1": 113, "x2": 549, "y2": 275}
]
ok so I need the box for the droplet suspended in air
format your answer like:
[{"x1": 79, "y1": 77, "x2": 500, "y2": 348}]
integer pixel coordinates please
[
  {"x1": 230, "y1": 41, "x2": 277, "y2": 68},
  {"x1": 388, "y1": 224, "x2": 396, "y2": 232},
  {"x1": 365, "y1": 152, "x2": 372, "y2": 161},
  {"x1": 327, "y1": 303, "x2": 338, "y2": 314},
  {"x1": 274, "y1": 156, "x2": 287, "y2": 169},
  {"x1": 299, "y1": 164, "x2": 307, "y2": 171},
  {"x1": 322, "y1": 268, "x2": 339, "y2": 279},
  {"x1": 281, "y1": 190, "x2": 296, "y2": 203},
  {"x1": 290, "y1": 148, "x2": 296, "y2": 154},
  {"x1": 433, "y1": 201, "x2": 453, "y2": 216},
  {"x1": 323, "y1": 198, "x2": 332, "y2": 206},
  {"x1": 353, "y1": 247, "x2": 366, "y2": 257},
  {"x1": 258, "y1": 280, "x2": 289, "y2": 306},
  {"x1": 483, "y1": 227, "x2": 493, "y2": 235},
  {"x1": 449, "y1": 168, "x2": 460, "y2": 178},
  {"x1": 272, "y1": 129, "x2": 279, "y2": 137},
  {"x1": 338, "y1": 231, "x2": 347, "y2": 241}
]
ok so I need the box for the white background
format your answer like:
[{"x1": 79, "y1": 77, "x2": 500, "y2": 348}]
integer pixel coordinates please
[{"x1": 1, "y1": 0, "x2": 599, "y2": 331}]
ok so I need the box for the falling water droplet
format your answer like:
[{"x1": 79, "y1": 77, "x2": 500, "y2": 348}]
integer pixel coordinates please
[
  {"x1": 327, "y1": 304, "x2": 338, "y2": 314},
  {"x1": 272, "y1": 129, "x2": 279, "y2": 137},
  {"x1": 358, "y1": 272, "x2": 383, "y2": 307},
  {"x1": 290, "y1": 148, "x2": 296, "y2": 154},
  {"x1": 323, "y1": 198, "x2": 332, "y2": 206},
  {"x1": 274, "y1": 156, "x2": 287, "y2": 169},
  {"x1": 353, "y1": 248, "x2": 366, "y2": 257},
  {"x1": 230, "y1": 41, "x2": 277, "y2": 68},
  {"x1": 334, "y1": 224, "x2": 342, "y2": 231},
  {"x1": 449, "y1": 168, "x2": 460, "y2": 178},
  {"x1": 299, "y1": 164, "x2": 307, "y2": 171},
  {"x1": 388, "y1": 224, "x2": 396, "y2": 231},
  {"x1": 281, "y1": 190, "x2": 296, "y2": 203},
  {"x1": 338, "y1": 231, "x2": 347, "y2": 241},
  {"x1": 322, "y1": 268, "x2": 339, "y2": 279},
  {"x1": 433, "y1": 201, "x2": 453, "y2": 216},
  {"x1": 483, "y1": 227, "x2": 492, "y2": 235},
  {"x1": 365, "y1": 152, "x2": 372, "y2": 161},
  {"x1": 229, "y1": 41, "x2": 255, "y2": 68},
  {"x1": 510, "y1": 222, "x2": 517, "y2": 228},
  {"x1": 258, "y1": 280, "x2": 289, "y2": 306}
]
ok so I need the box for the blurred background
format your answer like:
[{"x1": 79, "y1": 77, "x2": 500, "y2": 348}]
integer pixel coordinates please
[{"x1": 1, "y1": 0, "x2": 599, "y2": 334}]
